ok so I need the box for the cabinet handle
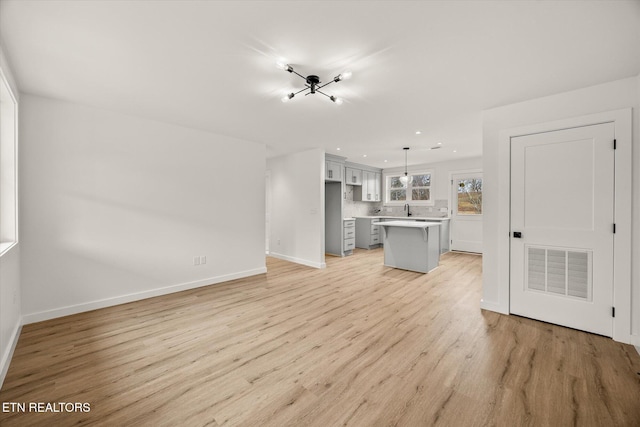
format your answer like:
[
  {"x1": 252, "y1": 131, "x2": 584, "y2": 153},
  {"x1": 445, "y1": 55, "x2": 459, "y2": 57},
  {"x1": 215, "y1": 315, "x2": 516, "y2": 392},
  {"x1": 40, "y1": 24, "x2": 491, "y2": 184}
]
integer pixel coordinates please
[
  {"x1": 367, "y1": 194, "x2": 371, "y2": 200},
  {"x1": 328, "y1": 170, "x2": 332, "y2": 179}
]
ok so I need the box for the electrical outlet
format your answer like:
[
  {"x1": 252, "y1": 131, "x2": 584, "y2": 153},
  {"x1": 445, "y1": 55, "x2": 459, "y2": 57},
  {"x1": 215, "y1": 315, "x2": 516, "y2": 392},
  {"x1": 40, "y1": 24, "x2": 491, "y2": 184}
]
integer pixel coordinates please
[
  {"x1": 193, "y1": 256, "x2": 200, "y2": 266},
  {"x1": 200, "y1": 256, "x2": 206, "y2": 265}
]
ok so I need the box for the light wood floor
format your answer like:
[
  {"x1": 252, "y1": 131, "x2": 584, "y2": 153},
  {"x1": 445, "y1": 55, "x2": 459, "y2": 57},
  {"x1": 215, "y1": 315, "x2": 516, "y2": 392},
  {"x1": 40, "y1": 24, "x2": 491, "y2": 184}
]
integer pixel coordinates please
[{"x1": 1, "y1": 249, "x2": 639, "y2": 426}]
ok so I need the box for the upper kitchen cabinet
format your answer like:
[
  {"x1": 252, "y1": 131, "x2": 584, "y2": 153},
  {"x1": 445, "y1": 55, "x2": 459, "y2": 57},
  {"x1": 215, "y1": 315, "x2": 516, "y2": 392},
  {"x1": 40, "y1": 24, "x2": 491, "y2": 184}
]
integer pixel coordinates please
[
  {"x1": 325, "y1": 160, "x2": 343, "y2": 182},
  {"x1": 345, "y1": 167, "x2": 362, "y2": 186},
  {"x1": 352, "y1": 166, "x2": 382, "y2": 202}
]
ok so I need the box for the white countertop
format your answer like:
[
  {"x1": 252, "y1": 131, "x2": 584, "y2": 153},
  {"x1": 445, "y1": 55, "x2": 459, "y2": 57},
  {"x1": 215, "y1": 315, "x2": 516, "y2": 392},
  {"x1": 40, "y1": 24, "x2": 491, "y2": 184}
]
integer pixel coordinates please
[
  {"x1": 373, "y1": 220, "x2": 441, "y2": 228},
  {"x1": 344, "y1": 217, "x2": 355, "y2": 221},
  {"x1": 355, "y1": 215, "x2": 450, "y2": 221}
]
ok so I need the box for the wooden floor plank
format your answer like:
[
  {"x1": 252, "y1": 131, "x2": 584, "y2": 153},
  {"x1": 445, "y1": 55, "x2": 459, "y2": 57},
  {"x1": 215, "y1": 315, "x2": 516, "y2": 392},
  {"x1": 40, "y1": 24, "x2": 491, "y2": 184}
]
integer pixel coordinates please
[{"x1": 1, "y1": 249, "x2": 639, "y2": 426}]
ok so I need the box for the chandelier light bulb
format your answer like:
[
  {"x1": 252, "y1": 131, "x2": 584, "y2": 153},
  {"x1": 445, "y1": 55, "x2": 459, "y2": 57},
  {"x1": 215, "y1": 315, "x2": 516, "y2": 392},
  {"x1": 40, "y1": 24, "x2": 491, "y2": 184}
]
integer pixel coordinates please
[
  {"x1": 281, "y1": 93, "x2": 295, "y2": 102},
  {"x1": 341, "y1": 70, "x2": 353, "y2": 80},
  {"x1": 330, "y1": 96, "x2": 343, "y2": 105}
]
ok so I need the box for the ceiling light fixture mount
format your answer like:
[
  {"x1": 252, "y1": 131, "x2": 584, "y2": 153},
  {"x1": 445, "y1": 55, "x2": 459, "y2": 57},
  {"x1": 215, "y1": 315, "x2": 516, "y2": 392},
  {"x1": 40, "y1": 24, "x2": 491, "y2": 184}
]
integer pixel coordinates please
[{"x1": 277, "y1": 62, "x2": 351, "y2": 104}]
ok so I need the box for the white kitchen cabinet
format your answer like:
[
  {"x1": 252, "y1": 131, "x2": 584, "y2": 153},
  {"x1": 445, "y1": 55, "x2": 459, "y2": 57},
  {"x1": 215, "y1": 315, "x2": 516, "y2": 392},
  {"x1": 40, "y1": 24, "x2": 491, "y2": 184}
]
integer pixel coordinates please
[
  {"x1": 355, "y1": 218, "x2": 382, "y2": 249},
  {"x1": 343, "y1": 219, "x2": 356, "y2": 254},
  {"x1": 345, "y1": 167, "x2": 362, "y2": 186},
  {"x1": 354, "y1": 171, "x2": 381, "y2": 202},
  {"x1": 374, "y1": 172, "x2": 381, "y2": 201},
  {"x1": 326, "y1": 160, "x2": 343, "y2": 182}
]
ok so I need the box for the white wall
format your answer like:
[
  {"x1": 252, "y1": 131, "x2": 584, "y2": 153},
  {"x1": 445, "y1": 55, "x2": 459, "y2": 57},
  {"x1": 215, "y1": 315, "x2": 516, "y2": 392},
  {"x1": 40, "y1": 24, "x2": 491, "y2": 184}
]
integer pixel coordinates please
[
  {"x1": 482, "y1": 76, "x2": 640, "y2": 345},
  {"x1": 267, "y1": 148, "x2": 325, "y2": 268},
  {"x1": 20, "y1": 95, "x2": 267, "y2": 322},
  {"x1": 0, "y1": 47, "x2": 21, "y2": 386}
]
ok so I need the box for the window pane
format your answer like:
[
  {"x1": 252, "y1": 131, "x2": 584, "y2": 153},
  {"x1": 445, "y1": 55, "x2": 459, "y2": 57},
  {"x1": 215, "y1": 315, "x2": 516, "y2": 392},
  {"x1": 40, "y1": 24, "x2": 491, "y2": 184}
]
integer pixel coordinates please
[
  {"x1": 390, "y1": 189, "x2": 406, "y2": 201},
  {"x1": 389, "y1": 177, "x2": 406, "y2": 189},
  {"x1": 411, "y1": 174, "x2": 431, "y2": 187},
  {"x1": 412, "y1": 188, "x2": 430, "y2": 200},
  {"x1": 457, "y1": 178, "x2": 482, "y2": 214}
]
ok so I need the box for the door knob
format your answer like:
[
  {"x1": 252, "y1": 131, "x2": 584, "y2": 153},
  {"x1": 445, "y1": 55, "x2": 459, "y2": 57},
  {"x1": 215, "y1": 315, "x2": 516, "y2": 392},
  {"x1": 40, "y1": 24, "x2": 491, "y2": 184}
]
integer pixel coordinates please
[{"x1": 513, "y1": 231, "x2": 522, "y2": 238}]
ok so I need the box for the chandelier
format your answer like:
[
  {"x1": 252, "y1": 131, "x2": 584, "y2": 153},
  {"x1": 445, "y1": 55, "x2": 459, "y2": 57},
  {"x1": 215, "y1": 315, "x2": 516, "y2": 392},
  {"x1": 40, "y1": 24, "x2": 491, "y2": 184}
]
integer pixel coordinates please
[{"x1": 277, "y1": 62, "x2": 351, "y2": 105}]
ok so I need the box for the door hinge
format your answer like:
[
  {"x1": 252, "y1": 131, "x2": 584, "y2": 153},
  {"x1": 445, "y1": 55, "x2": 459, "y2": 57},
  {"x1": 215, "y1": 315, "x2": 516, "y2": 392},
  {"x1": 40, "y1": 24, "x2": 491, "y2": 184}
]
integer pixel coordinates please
[
  {"x1": 613, "y1": 223, "x2": 616, "y2": 233},
  {"x1": 612, "y1": 307, "x2": 616, "y2": 318},
  {"x1": 613, "y1": 139, "x2": 617, "y2": 149}
]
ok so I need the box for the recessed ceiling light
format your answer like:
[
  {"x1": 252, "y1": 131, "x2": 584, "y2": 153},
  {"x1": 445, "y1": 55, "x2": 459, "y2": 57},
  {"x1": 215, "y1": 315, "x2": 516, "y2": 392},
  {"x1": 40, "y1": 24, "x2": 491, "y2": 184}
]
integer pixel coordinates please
[
  {"x1": 384, "y1": 160, "x2": 388, "y2": 162},
  {"x1": 453, "y1": 150, "x2": 457, "y2": 153},
  {"x1": 363, "y1": 154, "x2": 367, "y2": 157},
  {"x1": 415, "y1": 131, "x2": 422, "y2": 135},
  {"x1": 437, "y1": 142, "x2": 442, "y2": 145},
  {"x1": 336, "y1": 148, "x2": 341, "y2": 151}
]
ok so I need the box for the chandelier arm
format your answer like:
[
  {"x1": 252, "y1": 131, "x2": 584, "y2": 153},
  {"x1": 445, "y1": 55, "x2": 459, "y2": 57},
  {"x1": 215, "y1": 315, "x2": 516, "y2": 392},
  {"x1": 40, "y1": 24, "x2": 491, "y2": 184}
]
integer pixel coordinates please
[
  {"x1": 315, "y1": 89, "x2": 332, "y2": 99},
  {"x1": 295, "y1": 87, "x2": 311, "y2": 96},
  {"x1": 291, "y1": 70, "x2": 308, "y2": 81},
  {"x1": 315, "y1": 80, "x2": 336, "y2": 91}
]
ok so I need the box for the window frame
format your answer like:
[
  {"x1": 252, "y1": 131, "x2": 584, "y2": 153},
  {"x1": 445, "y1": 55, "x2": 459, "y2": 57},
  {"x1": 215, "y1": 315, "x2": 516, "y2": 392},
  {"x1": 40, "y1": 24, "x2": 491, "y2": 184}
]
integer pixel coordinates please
[
  {"x1": 0, "y1": 66, "x2": 19, "y2": 257},
  {"x1": 384, "y1": 169, "x2": 435, "y2": 206}
]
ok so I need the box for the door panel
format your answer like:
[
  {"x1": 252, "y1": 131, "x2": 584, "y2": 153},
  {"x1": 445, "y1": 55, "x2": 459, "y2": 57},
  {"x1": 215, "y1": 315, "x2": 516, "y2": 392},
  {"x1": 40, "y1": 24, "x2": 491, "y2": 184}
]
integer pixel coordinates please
[{"x1": 510, "y1": 123, "x2": 614, "y2": 336}]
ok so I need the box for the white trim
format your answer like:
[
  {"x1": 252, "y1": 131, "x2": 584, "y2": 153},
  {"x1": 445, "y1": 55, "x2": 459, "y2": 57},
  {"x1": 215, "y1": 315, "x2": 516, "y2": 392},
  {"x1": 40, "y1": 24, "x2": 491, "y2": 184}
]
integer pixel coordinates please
[
  {"x1": 268, "y1": 252, "x2": 326, "y2": 269},
  {"x1": 22, "y1": 267, "x2": 267, "y2": 324},
  {"x1": 0, "y1": 66, "x2": 19, "y2": 252},
  {"x1": 480, "y1": 299, "x2": 508, "y2": 314},
  {"x1": 497, "y1": 108, "x2": 633, "y2": 344},
  {"x1": 0, "y1": 319, "x2": 22, "y2": 388},
  {"x1": 0, "y1": 241, "x2": 17, "y2": 257}
]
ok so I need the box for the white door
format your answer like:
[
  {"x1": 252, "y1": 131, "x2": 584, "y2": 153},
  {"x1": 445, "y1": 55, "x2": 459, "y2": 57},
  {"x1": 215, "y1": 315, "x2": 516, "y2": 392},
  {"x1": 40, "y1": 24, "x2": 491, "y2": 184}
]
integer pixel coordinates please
[
  {"x1": 510, "y1": 123, "x2": 615, "y2": 336},
  {"x1": 450, "y1": 172, "x2": 483, "y2": 253}
]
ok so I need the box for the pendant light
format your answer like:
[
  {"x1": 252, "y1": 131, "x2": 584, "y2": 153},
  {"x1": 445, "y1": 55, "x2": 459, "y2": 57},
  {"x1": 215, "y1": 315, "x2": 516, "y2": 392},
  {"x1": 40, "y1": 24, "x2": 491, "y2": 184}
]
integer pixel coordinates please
[{"x1": 399, "y1": 147, "x2": 410, "y2": 185}]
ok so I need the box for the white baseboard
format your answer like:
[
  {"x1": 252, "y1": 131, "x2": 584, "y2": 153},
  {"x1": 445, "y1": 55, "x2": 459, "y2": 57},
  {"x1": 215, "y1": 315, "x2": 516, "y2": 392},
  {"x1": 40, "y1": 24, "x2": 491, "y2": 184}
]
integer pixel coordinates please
[
  {"x1": 22, "y1": 267, "x2": 267, "y2": 325},
  {"x1": 635, "y1": 346, "x2": 640, "y2": 356},
  {"x1": 479, "y1": 298, "x2": 509, "y2": 315},
  {"x1": 0, "y1": 319, "x2": 22, "y2": 389},
  {"x1": 268, "y1": 252, "x2": 325, "y2": 269}
]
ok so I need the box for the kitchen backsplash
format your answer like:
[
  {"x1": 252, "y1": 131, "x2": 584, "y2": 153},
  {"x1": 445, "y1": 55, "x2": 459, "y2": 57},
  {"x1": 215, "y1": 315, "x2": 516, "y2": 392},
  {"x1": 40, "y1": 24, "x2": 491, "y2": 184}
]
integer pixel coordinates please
[{"x1": 343, "y1": 185, "x2": 449, "y2": 218}]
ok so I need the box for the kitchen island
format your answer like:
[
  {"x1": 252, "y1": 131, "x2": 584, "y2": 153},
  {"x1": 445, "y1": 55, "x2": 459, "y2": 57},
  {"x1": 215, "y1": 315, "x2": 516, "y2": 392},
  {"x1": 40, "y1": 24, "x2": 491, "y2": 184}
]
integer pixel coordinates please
[
  {"x1": 355, "y1": 216, "x2": 450, "y2": 253},
  {"x1": 374, "y1": 220, "x2": 441, "y2": 273}
]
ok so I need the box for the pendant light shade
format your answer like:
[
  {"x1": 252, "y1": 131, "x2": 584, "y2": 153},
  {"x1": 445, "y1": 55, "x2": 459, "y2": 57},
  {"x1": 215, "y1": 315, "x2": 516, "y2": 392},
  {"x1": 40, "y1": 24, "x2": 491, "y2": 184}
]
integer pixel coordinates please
[{"x1": 399, "y1": 147, "x2": 410, "y2": 185}]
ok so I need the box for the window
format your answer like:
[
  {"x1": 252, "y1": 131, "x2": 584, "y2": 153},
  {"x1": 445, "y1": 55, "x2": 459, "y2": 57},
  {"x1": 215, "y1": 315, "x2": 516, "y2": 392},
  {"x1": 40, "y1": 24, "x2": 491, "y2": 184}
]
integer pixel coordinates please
[
  {"x1": 456, "y1": 178, "x2": 482, "y2": 215},
  {"x1": 385, "y1": 171, "x2": 434, "y2": 205},
  {"x1": 0, "y1": 66, "x2": 18, "y2": 256}
]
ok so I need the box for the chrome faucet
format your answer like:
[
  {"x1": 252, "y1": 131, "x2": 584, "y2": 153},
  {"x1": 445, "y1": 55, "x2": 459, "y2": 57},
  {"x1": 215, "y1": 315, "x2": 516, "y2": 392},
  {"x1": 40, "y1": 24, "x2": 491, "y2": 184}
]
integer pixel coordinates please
[{"x1": 404, "y1": 203, "x2": 412, "y2": 217}]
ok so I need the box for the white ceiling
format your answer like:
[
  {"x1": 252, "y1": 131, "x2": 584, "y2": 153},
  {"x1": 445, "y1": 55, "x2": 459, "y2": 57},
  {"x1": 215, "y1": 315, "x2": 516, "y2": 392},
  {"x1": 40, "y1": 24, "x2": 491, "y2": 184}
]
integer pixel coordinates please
[{"x1": 1, "y1": 1, "x2": 639, "y2": 168}]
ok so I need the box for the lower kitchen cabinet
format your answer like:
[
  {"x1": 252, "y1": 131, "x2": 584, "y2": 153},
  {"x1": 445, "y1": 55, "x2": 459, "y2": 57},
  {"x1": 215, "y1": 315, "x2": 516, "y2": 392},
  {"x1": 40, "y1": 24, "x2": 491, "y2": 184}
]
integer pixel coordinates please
[
  {"x1": 355, "y1": 218, "x2": 382, "y2": 249},
  {"x1": 344, "y1": 219, "x2": 356, "y2": 255}
]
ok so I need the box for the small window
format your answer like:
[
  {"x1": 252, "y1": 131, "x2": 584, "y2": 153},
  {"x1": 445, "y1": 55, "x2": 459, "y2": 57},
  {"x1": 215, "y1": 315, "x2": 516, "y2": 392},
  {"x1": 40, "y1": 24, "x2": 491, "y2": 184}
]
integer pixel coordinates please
[
  {"x1": 456, "y1": 178, "x2": 482, "y2": 215},
  {"x1": 385, "y1": 171, "x2": 434, "y2": 205}
]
